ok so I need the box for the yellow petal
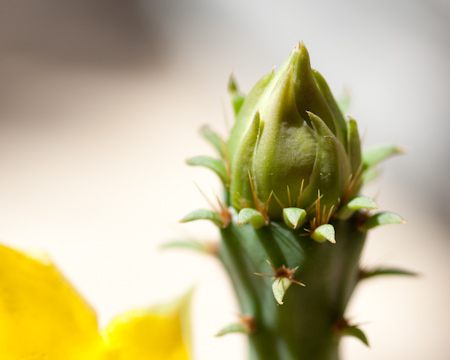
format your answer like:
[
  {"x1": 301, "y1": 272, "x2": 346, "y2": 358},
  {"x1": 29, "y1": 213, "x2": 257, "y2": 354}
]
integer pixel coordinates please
[
  {"x1": 0, "y1": 244, "x2": 102, "y2": 360},
  {"x1": 101, "y1": 295, "x2": 192, "y2": 360}
]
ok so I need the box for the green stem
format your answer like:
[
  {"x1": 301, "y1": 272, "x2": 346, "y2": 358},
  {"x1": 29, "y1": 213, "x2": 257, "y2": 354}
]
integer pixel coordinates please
[{"x1": 219, "y1": 211, "x2": 366, "y2": 360}]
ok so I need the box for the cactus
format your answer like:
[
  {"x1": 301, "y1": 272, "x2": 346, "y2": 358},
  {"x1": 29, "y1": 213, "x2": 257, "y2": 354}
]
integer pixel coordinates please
[{"x1": 182, "y1": 42, "x2": 410, "y2": 360}]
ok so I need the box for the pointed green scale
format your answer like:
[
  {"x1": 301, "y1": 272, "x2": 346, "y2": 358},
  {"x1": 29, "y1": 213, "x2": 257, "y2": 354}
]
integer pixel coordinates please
[
  {"x1": 253, "y1": 64, "x2": 317, "y2": 218},
  {"x1": 254, "y1": 44, "x2": 306, "y2": 111},
  {"x1": 337, "y1": 196, "x2": 378, "y2": 220},
  {"x1": 227, "y1": 71, "x2": 275, "y2": 163},
  {"x1": 347, "y1": 196, "x2": 378, "y2": 210},
  {"x1": 346, "y1": 117, "x2": 362, "y2": 176},
  {"x1": 311, "y1": 224, "x2": 336, "y2": 243},
  {"x1": 237, "y1": 208, "x2": 266, "y2": 229},
  {"x1": 363, "y1": 145, "x2": 404, "y2": 170},
  {"x1": 290, "y1": 44, "x2": 336, "y2": 135},
  {"x1": 215, "y1": 323, "x2": 249, "y2": 337},
  {"x1": 160, "y1": 239, "x2": 216, "y2": 255},
  {"x1": 186, "y1": 156, "x2": 229, "y2": 187},
  {"x1": 341, "y1": 326, "x2": 370, "y2": 347},
  {"x1": 179, "y1": 209, "x2": 224, "y2": 228},
  {"x1": 313, "y1": 69, "x2": 347, "y2": 147},
  {"x1": 301, "y1": 111, "x2": 350, "y2": 212},
  {"x1": 228, "y1": 74, "x2": 246, "y2": 116},
  {"x1": 272, "y1": 277, "x2": 292, "y2": 305},
  {"x1": 364, "y1": 211, "x2": 405, "y2": 230},
  {"x1": 282, "y1": 208, "x2": 307, "y2": 229},
  {"x1": 199, "y1": 125, "x2": 226, "y2": 158},
  {"x1": 360, "y1": 267, "x2": 417, "y2": 280},
  {"x1": 229, "y1": 111, "x2": 261, "y2": 210}
]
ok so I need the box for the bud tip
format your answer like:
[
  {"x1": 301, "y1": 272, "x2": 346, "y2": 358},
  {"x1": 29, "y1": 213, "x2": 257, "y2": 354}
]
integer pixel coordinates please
[
  {"x1": 228, "y1": 73, "x2": 238, "y2": 92},
  {"x1": 296, "y1": 40, "x2": 306, "y2": 50}
]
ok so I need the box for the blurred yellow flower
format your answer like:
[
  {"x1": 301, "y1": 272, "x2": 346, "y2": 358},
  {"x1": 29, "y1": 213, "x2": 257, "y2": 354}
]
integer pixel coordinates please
[{"x1": 0, "y1": 243, "x2": 191, "y2": 360}]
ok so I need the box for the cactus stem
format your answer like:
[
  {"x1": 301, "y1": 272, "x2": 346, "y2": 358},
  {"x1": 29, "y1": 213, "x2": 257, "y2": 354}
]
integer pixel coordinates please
[
  {"x1": 218, "y1": 211, "x2": 367, "y2": 360},
  {"x1": 254, "y1": 260, "x2": 305, "y2": 287}
]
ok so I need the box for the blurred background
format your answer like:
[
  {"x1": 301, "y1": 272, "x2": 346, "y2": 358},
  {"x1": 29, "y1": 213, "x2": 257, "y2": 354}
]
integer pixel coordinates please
[{"x1": 0, "y1": 0, "x2": 449, "y2": 359}]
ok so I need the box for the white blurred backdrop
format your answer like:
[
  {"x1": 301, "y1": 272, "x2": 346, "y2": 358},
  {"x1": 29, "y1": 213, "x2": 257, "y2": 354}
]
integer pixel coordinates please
[{"x1": 0, "y1": 1, "x2": 449, "y2": 359}]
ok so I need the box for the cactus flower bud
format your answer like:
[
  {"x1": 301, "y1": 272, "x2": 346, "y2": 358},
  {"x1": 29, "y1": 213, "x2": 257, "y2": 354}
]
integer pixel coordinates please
[
  {"x1": 227, "y1": 43, "x2": 361, "y2": 220},
  {"x1": 185, "y1": 42, "x2": 407, "y2": 359}
]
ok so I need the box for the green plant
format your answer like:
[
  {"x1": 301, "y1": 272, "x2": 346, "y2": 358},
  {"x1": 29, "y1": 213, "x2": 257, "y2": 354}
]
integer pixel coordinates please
[{"x1": 179, "y1": 42, "x2": 410, "y2": 360}]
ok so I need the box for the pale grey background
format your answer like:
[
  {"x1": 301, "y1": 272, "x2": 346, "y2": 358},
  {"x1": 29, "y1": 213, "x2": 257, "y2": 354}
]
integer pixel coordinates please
[{"x1": 0, "y1": 1, "x2": 449, "y2": 359}]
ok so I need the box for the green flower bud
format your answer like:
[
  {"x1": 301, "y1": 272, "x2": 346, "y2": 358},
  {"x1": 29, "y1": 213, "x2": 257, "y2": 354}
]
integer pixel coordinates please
[{"x1": 228, "y1": 43, "x2": 361, "y2": 220}]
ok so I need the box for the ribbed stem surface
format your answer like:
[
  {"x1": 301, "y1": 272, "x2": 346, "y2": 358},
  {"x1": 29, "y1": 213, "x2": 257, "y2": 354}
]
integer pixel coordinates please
[{"x1": 219, "y1": 211, "x2": 366, "y2": 360}]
